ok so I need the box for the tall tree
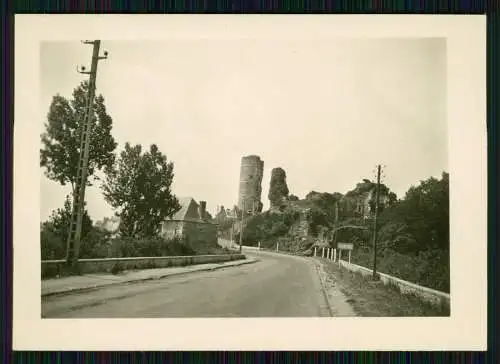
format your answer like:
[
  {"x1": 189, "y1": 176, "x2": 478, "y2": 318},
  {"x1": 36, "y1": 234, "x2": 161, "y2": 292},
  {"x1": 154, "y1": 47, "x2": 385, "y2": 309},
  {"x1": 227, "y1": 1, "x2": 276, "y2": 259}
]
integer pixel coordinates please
[
  {"x1": 102, "y1": 143, "x2": 181, "y2": 238},
  {"x1": 40, "y1": 81, "x2": 117, "y2": 192},
  {"x1": 377, "y1": 171, "x2": 449, "y2": 253}
]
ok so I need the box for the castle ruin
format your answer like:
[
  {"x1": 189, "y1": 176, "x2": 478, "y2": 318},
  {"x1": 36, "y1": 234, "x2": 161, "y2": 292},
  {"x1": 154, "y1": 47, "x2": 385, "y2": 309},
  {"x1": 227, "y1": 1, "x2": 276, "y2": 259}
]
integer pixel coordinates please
[{"x1": 238, "y1": 155, "x2": 264, "y2": 214}]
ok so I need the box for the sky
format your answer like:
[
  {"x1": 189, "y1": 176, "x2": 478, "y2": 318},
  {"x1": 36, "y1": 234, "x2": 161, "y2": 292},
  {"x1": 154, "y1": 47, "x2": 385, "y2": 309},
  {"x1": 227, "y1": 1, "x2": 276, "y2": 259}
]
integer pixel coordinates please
[{"x1": 40, "y1": 38, "x2": 447, "y2": 222}]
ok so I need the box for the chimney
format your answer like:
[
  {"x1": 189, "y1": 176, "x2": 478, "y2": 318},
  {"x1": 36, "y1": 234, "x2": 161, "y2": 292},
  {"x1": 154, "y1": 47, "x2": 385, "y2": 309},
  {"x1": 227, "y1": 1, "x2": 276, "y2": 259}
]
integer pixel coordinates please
[{"x1": 199, "y1": 201, "x2": 207, "y2": 220}]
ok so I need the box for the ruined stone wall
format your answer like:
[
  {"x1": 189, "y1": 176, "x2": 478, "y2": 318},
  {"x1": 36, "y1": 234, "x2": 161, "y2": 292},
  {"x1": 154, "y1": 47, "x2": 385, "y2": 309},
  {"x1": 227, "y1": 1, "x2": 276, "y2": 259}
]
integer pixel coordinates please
[
  {"x1": 268, "y1": 167, "x2": 289, "y2": 208},
  {"x1": 288, "y1": 211, "x2": 309, "y2": 238},
  {"x1": 238, "y1": 155, "x2": 264, "y2": 213}
]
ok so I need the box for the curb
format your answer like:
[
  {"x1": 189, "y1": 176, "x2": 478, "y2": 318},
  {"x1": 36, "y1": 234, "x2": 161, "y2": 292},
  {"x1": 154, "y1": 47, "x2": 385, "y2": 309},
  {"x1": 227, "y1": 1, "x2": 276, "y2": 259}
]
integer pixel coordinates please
[
  {"x1": 42, "y1": 258, "x2": 260, "y2": 298},
  {"x1": 312, "y1": 260, "x2": 334, "y2": 317}
]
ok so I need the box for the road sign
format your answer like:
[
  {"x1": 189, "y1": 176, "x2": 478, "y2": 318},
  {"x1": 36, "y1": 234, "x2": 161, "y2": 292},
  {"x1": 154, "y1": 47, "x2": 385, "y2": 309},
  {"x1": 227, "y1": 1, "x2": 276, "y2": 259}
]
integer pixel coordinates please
[{"x1": 337, "y1": 242, "x2": 354, "y2": 251}]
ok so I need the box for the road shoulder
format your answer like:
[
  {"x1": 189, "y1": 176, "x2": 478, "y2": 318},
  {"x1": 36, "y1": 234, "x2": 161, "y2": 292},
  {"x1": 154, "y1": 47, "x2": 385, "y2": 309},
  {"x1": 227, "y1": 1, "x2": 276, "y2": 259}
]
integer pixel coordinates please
[
  {"x1": 319, "y1": 259, "x2": 450, "y2": 317},
  {"x1": 312, "y1": 258, "x2": 358, "y2": 317},
  {"x1": 42, "y1": 257, "x2": 259, "y2": 298}
]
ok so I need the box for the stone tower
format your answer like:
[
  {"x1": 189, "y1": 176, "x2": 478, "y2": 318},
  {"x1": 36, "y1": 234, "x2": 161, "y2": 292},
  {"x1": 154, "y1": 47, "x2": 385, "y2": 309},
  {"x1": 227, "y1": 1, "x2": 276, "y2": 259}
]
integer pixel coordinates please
[{"x1": 238, "y1": 155, "x2": 264, "y2": 214}]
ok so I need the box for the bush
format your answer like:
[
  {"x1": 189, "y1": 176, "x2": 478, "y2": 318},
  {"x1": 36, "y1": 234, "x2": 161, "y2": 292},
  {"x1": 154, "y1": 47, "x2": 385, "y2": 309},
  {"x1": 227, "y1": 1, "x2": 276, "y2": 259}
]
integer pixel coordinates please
[
  {"x1": 40, "y1": 224, "x2": 66, "y2": 260},
  {"x1": 240, "y1": 210, "x2": 300, "y2": 246},
  {"x1": 41, "y1": 221, "x2": 230, "y2": 263},
  {"x1": 111, "y1": 261, "x2": 124, "y2": 275},
  {"x1": 350, "y1": 245, "x2": 450, "y2": 293},
  {"x1": 107, "y1": 236, "x2": 197, "y2": 258},
  {"x1": 79, "y1": 229, "x2": 113, "y2": 259}
]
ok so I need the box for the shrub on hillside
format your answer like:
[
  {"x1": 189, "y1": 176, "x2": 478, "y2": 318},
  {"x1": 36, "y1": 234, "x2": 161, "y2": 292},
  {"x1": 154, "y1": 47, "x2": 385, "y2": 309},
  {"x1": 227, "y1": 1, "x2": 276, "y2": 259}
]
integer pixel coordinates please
[
  {"x1": 350, "y1": 245, "x2": 450, "y2": 293},
  {"x1": 239, "y1": 210, "x2": 300, "y2": 246}
]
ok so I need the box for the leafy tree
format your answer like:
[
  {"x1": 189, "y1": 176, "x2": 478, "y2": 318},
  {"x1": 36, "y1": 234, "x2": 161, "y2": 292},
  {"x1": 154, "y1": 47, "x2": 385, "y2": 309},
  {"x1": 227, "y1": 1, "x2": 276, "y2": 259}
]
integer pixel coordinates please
[
  {"x1": 102, "y1": 143, "x2": 181, "y2": 238},
  {"x1": 40, "y1": 195, "x2": 93, "y2": 260},
  {"x1": 79, "y1": 227, "x2": 113, "y2": 259},
  {"x1": 40, "y1": 81, "x2": 117, "y2": 191},
  {"x1": 377, "y1": 222, "x2": 417, "y2": 253},
  {"x1": 401, "y1": 171, "x2": 449, "y2": 252},
  {"x1": 305, "y1": 191, "x2": 320, "y2": 199},
  {"x1": 268, "y1": 167, "x2": 289, "y2": 207},
  {"x1": 371, "y1": 171, "x2": 449, "y2": 254}
]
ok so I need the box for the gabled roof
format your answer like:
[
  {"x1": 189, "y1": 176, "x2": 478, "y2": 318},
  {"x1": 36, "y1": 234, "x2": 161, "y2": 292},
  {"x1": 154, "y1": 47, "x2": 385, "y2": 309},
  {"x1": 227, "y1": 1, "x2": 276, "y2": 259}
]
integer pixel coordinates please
[{"x1": 168, "y1": 197, "x2": 199, "y2": 221}]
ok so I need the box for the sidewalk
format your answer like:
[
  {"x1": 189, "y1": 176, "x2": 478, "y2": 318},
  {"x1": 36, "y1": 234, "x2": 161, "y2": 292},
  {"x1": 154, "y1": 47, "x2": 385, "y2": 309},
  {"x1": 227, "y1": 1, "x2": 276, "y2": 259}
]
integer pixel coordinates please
[{"x1": 42, "y1": 257, "x2": 259, "y2": 297}]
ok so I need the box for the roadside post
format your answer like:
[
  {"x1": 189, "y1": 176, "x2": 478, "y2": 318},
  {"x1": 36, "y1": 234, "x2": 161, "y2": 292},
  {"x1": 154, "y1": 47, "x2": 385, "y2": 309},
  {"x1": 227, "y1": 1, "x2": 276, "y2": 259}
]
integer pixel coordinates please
[{"x1": 337, "y1": 242, "x2": 354, "y2": 268}]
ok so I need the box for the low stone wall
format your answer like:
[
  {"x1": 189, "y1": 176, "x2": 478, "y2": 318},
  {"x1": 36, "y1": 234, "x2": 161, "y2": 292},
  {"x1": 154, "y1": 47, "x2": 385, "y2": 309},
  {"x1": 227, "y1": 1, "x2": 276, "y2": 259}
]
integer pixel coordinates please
[
  {"x1": 241, "y1": 245, "x2": 260, "y2": 250},
  {"x1": 338, "y1": 260, "x2": 450, "y2": 308},
  {"x1": 218, "y1": 238, "x2": 240, "y2": 250},
  {"x1": 41, "y1": 254, "x2": 245, "y2": 279}
]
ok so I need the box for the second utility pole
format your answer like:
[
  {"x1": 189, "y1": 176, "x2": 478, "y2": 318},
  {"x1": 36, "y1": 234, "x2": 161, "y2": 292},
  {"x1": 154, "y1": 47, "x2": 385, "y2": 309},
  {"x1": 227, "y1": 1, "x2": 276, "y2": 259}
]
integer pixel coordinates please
[
  {"x1": 371, "y1": 164, "x2": 382, "y2": 279},
  {"x1": 239, "y1": 206, "x2": 244, "y2": 254}
]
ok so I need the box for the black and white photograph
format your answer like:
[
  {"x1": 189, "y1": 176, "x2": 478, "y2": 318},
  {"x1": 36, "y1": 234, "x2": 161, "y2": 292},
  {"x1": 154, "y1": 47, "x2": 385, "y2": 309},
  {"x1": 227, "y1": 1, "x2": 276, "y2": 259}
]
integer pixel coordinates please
[{"x1": 14, "y1": 15, "x2": 486, "y2": 350}]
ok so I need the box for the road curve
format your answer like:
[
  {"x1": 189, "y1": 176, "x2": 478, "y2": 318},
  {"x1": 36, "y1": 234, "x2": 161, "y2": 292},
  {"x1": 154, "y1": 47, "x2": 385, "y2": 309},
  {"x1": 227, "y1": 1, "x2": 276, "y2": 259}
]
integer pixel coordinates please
[{"x1": 42, "y1": 250, "x2": 332, "y2": 318}]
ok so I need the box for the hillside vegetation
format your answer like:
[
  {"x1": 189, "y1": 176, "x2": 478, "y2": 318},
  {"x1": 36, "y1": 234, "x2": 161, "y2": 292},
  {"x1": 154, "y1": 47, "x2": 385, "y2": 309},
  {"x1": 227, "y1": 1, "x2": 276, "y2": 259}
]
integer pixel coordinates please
[{"x1": 236, "y1": 172, "x2": 450, "y2": 292}]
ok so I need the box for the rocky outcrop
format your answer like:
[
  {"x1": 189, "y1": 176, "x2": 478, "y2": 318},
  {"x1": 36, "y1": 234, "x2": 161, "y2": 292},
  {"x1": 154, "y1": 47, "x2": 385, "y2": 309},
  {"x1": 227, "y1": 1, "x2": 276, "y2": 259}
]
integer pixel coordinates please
[{"x1": 288, "y1": 209, "x2": 309, "y2": 237}]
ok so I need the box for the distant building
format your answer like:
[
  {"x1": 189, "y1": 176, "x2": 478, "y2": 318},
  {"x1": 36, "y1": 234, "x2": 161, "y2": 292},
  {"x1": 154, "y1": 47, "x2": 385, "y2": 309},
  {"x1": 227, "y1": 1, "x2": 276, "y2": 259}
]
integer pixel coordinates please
[
  {"x1": 95, "y1": 216, "x2": 121, "y2": 238},
  {"x1": 215, "y1": 204, "x2": 239, "y2": 224},
  {"x1": 340, "y1": 183, "x2": 391, "y2": 221},
  {"x1": 160, "y1": 197, "x2": 218, "y2": 245},
  {"x1": 215, "y1": 205, "x2": 227, "y2": 224}
]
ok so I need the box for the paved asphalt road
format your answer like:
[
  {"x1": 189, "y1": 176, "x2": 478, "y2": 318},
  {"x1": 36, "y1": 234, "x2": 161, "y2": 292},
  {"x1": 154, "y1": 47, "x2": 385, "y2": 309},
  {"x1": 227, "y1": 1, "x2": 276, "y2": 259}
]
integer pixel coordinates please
[{"x1": 42, "y1": 250, "x2": 331, "y2": 318}]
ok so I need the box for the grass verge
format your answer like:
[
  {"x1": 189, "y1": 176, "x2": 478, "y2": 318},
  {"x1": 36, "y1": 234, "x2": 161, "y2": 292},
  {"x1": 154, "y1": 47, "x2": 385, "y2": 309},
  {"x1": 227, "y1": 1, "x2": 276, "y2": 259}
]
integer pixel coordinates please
[{"x1": 321, "y1": 260, "x2": 450, "y2": 317}]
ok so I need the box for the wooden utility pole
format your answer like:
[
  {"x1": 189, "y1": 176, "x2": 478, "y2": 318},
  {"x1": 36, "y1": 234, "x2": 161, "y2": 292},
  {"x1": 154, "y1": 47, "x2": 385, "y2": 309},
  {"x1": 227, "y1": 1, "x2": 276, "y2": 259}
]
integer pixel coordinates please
[
  {"x1": 331, "y1": 201, "x2": 339, "y2": 250},
  {"x1": 66, "y1": 40, "x2": 108, "y2": 267},
  {"x1": 239, "y1": 202, "x2": 244, "y2": 253},
  {"x1": 371, "y1": 164, "x2": 382, "y2": 279},
  {"x1": 335, "y1": 201, "x2": 339, "y2": 225},
  {"x1": 230, "y1": 219, "x2": 234, "y2": 242}
]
